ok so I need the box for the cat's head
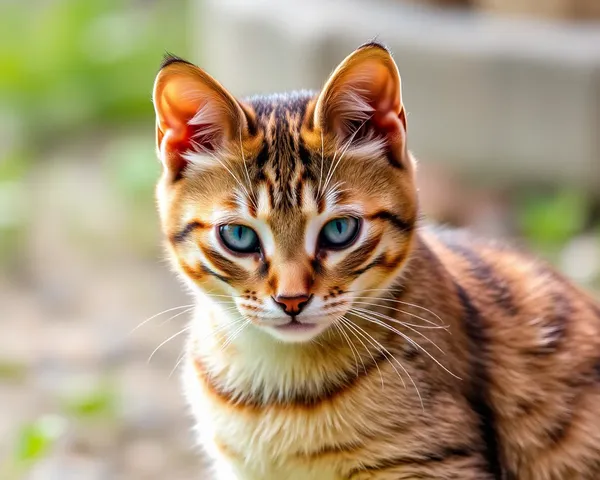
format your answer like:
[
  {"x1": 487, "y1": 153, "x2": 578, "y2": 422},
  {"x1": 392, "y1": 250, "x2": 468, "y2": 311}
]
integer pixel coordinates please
[{"x1": 152, "y1": 43, "x2": 418, "y2": 343}]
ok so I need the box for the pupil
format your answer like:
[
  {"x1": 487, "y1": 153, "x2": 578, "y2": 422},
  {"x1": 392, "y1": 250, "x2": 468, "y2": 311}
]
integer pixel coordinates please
[
  {"x1": 336, "y1": 220, "x2": 344, "y2": 235},
  {"x1": 236, "y1": 227, "x2": 243, "y2": 240}
]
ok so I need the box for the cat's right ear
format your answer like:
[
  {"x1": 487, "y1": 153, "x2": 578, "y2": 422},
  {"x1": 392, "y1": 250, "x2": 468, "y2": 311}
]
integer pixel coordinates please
[
  {"x1": 312, "y1": 42, "x2": 407, "y2": 167},
  {"x1": 152, "y1": 56, "x2": 249, "y2": 180}
]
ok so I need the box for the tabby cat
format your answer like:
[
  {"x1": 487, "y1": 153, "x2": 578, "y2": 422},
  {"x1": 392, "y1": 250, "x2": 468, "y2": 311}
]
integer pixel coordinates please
[{"x1": 152, "y1": 42, "x2": 600, "y2": 479}]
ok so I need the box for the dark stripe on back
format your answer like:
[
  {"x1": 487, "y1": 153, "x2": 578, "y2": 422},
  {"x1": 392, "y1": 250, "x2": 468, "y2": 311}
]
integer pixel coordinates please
[
  {"x1": 525, "y1": 291, "x2": 570, "y2": 356},
  {"x1": 443, "y1": 240, "x2": 517, "y2": 315},
  {"x1": 455, "y1": 282, "x2": 505, "y2": 480}
]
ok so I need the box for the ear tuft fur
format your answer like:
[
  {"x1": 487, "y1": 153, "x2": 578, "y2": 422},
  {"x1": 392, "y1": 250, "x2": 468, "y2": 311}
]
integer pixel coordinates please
[{"x1": 159, "y1": 53, "x2": 192, "y2": 71}]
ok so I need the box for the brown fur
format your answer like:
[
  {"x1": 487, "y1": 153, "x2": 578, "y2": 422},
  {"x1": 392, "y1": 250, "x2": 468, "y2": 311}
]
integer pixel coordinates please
[{"x1": 152, "y1": 43, "x2": 600, "y2": 479}]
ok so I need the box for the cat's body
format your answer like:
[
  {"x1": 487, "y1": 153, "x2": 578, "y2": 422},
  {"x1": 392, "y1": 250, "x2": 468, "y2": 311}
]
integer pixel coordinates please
[{"x1": 152, "y1": 44, "x2": 600, "y2": 479}]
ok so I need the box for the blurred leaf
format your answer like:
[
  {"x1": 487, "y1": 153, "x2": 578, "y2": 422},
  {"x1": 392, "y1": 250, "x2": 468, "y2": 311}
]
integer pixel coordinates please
[
  {"x1": 63, "y1": 383, "x2": 116, "y2": 419},
  {"x1": 0, "y1": 0, "x2": 190, "y2": 150},
  {"x1": 14, "y1": 416, "x2": 66, "y2": 463},
  {"x1": 517, "y1": 190, "x2": 589, "y2": 252},
  {"x1": 0, "y1": 360, "x2": 27, "y2": 381},
  {"x1": 105, "y1": 133, "x2": 160, "y2": 202}
]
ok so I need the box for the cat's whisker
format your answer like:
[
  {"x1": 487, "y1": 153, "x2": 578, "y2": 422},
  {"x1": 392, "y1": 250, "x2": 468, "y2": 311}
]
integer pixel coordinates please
[
  {"x1": 168, "y1": 316, "x2": 246, "y2": 379},
  {"x1": 219, "y1": 319, "x2": 251, "y2": 352},
  {"x1": 339, "y1": 315, "x2": 405, "y2": 388},
  {"x1": 129, "y1": 304, "x2": 195, "y2": 336},
  {"x1": 344, "y1": 314, "x2": 424, "y2": 412},
  {"x1": 340, "y1": 315, "x2": 418, "y2": 404},
  {"x1": 158, "y1": 306, "x2": 196, "y2": 326},
  {"x1": 317, "y1": 128, "x2": 325, "y2": 197},
  {"x1": 203, "y1": 293, "x2": 241, "y2": 299},
  {"x1": 321, "y1": 116, "x2": 371, "y2": 199},
  {"x1": 350, "y1": 300, "x2": 448, "y2": 330},
  {"x1": 333, "y1": 319, "x2": 362, "y2": 376},
  {"x1": 349, "y1": 308, "x2": 460, "y2": 380},
  {"x1": 348, "y1": 290, "x2": 446, "y2": 325},
  {"x1": 193, "y1": 143, "x2": 255, "y2": 207},
  {"x1": 337, "y1": 316, "x2": 383, "y2": 389},
  {"x1": 148, "y1": 325, "x2": 193, "y2": 364},
  {"x1": 238, "y1": 128, "x2": 258, "y2": 210},
  {"x1": 169, "y1": 351, "x2": 187, "y2": 379},
  {"x1": 351, "y1": 306, "x2": 446, "y2": 354}
]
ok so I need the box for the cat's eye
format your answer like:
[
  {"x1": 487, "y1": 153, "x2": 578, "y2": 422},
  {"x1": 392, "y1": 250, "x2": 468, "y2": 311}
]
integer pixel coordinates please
[
  {"x1": 219, "y1": 224, "x2": 260, "y2": 254},
  {"x1": 319, "y1": 217, "x2": 360, "y2": 250}
]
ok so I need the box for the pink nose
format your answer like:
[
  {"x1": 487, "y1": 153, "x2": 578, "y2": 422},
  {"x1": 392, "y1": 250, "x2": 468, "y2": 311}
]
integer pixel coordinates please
[{"x1": 273, "y1": 295, "x2": 312, "y2": 316}]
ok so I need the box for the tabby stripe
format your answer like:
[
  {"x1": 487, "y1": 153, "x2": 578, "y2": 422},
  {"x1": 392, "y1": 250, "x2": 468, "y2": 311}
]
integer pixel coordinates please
[
  {"x1": 443, "y1": 240, "x2": 517, "y2": 315},
  {"x1": 351, "y1": 253, "x2": 387, "y2": 276},
  {"x1": 455, "y1": 282, "x2": 504, "y2": 480},
  {"x1": 170, "y1": 221, "x2": 207, "y2": 243},
  {"x1": 200, "y1": 264, "x2": 231, "y2": 284},
  {"x1": 340, "y1": 233, "x2": 383, "y2": 273},
  {"x1": 368, "y1": 211, "x2": 413, "y2": 234},
  {"x1": 294, "y1": 177, "x2": 303, "y2": 207},
  {"x1": 525, "y1": 291, "x2": 570, "y2": 356},
  {"x1": 200, "y1": 246, "x2": 248, "y2": 281},
  {"x1": 347, "y1": 446, "x2": 478, "y2": 475},
  {"x1": 193, "y1": 347, "x2": 389, "y2": 409}
]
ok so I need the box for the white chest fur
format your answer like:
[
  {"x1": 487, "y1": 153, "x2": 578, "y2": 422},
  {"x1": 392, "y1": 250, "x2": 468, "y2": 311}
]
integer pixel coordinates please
[{"x1": 182, "y1": 360, "x2": 345, "y2": 480}]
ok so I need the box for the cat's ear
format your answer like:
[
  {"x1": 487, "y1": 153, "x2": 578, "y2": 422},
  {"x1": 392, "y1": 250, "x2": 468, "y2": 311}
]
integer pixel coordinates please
[
  {"x1": 153, "y1": 55, "x2": 249, "y2": 178},
  {"x1": 313, "y1": 42, "x2": 406, "y2": 166}
]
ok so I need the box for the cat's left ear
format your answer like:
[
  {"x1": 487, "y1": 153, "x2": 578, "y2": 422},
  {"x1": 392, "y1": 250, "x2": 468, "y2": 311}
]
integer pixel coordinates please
[
  {"x1": 313, "y1": 42, "x2": 406, "y2": 166},
  {"x1": 152, "y1": 56, "x2": 250, "y2": 179}
]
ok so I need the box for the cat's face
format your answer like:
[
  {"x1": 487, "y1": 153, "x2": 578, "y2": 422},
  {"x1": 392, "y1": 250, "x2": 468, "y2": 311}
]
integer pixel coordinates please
[{"x1": 153, "y1": 43, "x2": 417, "y2": 343}]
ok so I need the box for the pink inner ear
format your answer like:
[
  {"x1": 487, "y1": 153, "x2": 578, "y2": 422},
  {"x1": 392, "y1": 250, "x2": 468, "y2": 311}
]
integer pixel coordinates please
[
  {"x1": 369, "y1": 75, "x2": 404, "y2": 139},
  {"x1": 325, "y1": 59, "x2": 405, "y2": 147}
]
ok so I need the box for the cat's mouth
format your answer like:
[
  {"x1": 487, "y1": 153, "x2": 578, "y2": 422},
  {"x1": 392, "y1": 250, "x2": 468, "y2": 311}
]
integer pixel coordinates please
[
  {"x1": 264, "y1": 317, "x2": 332, "y2": 342},
  {"x1": 274, "y1": 318, "x2": 318, "y2": 332}
]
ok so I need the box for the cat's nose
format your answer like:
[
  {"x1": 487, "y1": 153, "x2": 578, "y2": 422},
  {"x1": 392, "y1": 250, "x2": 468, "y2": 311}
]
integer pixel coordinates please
[{"x1": 272, "y1": 294, "x2": 312, "y2": 316}]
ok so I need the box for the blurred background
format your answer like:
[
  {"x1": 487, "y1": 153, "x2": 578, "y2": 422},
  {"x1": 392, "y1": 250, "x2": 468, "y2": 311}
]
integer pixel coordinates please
[{"x1": 0, "y1": 0, "x2": 599, "y2": 478}]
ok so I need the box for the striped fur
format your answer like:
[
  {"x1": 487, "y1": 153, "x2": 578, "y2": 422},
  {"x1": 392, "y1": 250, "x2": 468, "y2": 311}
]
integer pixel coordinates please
[{"x1": 153, "y1": 43, "x2": 600, "y2": 479}]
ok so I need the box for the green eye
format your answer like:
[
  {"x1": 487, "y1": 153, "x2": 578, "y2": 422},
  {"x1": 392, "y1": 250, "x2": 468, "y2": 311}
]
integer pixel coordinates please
[
  {"x1": 320, "y1": 217, "x2": 360, "y2": 249},
  {"x1": 219, "y1": 224, "x2": 260, "y2": 253}
]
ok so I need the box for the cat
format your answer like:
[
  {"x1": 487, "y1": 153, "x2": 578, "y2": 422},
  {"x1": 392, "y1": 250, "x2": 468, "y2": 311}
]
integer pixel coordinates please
[{"x1": 151, "y1": 42, "x2": 600, "y2": 479}]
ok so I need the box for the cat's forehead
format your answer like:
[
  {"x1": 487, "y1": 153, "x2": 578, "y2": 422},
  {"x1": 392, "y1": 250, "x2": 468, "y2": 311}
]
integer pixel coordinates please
[
  {"x1": 245, "y1": 90, "x2": 316, "y2": 126},
  {"x1": 243, "y1": 91, "x2": 321, "y2": 212}
]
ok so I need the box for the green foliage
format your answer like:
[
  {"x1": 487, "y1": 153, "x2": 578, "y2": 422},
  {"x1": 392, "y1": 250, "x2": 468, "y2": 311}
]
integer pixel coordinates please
[
  {"x1": 517, "y1": 189, "x2": 589, "y2": 253},
  {"x1": 2, "y1": 381, "x2": 118, "y2": 478},
  {"x1": 0, "y1": 151, "x2": 31, "y2": 267},
  {"x1": 62, "y1": 382, "x2": 116, "y2": 419},
  {"x1": 14, "y1": 417, "x2": 65, "y2": 463},
  {"x1": 106, "y1": 133, "x2": 161, "y2": 204},
  {"x1": 0, "y1": 0, "x2": 190, "y2": 150}
]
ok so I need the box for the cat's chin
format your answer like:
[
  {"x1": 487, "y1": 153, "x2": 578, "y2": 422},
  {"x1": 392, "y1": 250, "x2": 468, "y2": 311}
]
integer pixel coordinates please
[{"x1": 262, "y1": 320, "x2": 331, "y2": 343}]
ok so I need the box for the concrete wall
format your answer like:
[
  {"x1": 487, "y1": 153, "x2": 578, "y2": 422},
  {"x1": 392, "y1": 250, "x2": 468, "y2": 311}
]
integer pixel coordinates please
[{"x1": 194, "y1": 0, "x2": 600, "y2": 192}]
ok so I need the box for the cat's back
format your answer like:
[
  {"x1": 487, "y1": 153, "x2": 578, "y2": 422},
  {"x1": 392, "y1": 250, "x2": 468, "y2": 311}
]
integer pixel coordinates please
[{"x1": 422, "y1": 225, "x2": 600, "y2": 478}]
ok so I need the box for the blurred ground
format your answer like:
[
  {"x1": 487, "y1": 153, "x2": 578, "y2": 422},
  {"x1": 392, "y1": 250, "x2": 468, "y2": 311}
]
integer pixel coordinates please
[
  {"x1": 0, "y1": 1, "x2": 599, "y2": 479},
  {"x1": 0, "y1": 130, "x2": 205, "y2": 479}
]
